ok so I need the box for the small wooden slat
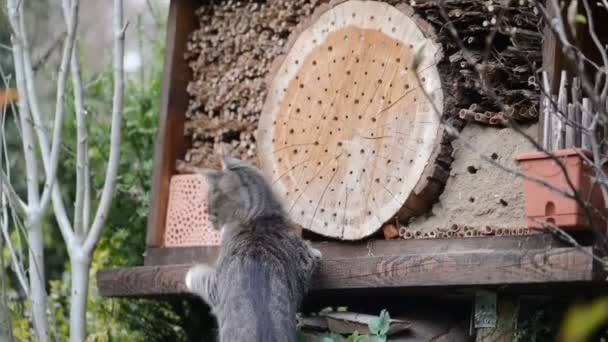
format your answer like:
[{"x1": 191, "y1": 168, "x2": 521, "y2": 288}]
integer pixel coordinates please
[
  {"x1": 581, "y1": 98, "x2": 592, "y2": 150},
  {"x1": 541, "y1": 71, "x2": 552, "y2": 150},
  {"x1": 98, "y1": 237, "x2": 596, "y2": 298},
  {"x1": 554, "y1": 70, "x2": 568, "y2": 149}
]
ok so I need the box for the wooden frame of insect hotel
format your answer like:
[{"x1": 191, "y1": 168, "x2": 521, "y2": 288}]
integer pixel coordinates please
[{"x1": 98, "y1": 0, "x2": 608, "y2": 302}]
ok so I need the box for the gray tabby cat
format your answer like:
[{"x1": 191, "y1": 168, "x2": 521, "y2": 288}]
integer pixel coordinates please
[{"x1": 185, "y1": 156, "x2": 322, "y2": 342}]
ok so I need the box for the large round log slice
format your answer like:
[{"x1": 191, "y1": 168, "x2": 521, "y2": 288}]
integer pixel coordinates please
[{"x1": 257, "y1": 0, "x2": 448, "y2": 240}]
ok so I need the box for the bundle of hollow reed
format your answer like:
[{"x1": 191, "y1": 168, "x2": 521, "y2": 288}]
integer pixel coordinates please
[
  {"x1": 181, "y1": 0, "x2": 542, "y2": 171},
  {"x1": 405, "y1": 0, "x2": 543, "y2": 125},
  {"x1": 397, "y1": 224, "x2": 536, "y2": 240},
  {"x1": 181, "y1": 0, "x2": 322, "y2": 169}
]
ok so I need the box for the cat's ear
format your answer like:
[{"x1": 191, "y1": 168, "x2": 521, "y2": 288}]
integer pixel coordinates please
[{"x1": 220, "y1": 156, "x2": 244, "y2": 170}]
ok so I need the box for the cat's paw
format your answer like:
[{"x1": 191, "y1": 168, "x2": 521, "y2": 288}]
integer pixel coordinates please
[
  {"x1": 185, "y1": 264, "x2": 214, "y2": 291},
  {"x1": 310, "y1": 247, "x2": 322, "y2": 261}
]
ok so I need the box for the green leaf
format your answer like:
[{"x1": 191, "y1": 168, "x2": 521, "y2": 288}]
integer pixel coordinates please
[
  {"x1": 368, "y1": 309, "x2": 390, "y2": 336},
  {"x1": 368, "y1": 336, "x2": 386, "y2": 342},
  {"x1": 345, "y1": 332, "x2": 369, "y2": 342},
  {"x1": 575, "y1": 14, "x2": 587, "y2": 24},
  {"x1": 320, "y1": 333, "x2": 344, "y2": 342}
]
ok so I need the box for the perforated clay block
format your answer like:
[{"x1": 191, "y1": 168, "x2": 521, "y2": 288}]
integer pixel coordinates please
[{"x1": 164, "y1": 174, "x2": 222, "y2": 247}]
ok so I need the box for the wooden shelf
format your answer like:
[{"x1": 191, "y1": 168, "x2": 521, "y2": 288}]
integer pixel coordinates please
[{"x1": 97, "y1": 234, "x2": 603, "y2": 298}]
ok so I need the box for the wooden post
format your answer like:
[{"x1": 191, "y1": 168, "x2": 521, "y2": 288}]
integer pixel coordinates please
[
  {"x1": 145, "y1": 0, "x2": 197, "y2": 250},
  {"x1": 475, "y1": 298, "x2": 517, "y2": 342}
]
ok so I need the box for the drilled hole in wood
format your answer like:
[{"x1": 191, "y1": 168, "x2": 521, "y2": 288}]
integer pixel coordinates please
[{"x1": 467, "y1": 166, "x2": 478, "y2": 174}]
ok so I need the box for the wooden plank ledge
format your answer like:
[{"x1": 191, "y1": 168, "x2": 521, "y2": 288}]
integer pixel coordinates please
[{"x1": 97, "y1": 236, "x2": 600, "y2": 298}]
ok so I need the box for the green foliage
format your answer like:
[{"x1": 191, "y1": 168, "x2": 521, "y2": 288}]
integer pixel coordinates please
[
  {"x1": 298, "y1": 310, "x2": 391, "y2": 342},
  {"x1": 559, "y1": 298, "x2": 608, "y2": 342},
  {"x1": 0, "y1": 10, "x2": 14, "y2": 86},
  {"x1": 367, "y1": 309, "x2": 390, "y2": 341},
  {"x1": 5, "y1": 11, "x2": 216, "y2": 340}
]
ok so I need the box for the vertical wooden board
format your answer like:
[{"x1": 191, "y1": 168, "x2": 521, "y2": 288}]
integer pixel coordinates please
[{"x1": 146, "y1": 0, "x2": 198, "y2": 248}]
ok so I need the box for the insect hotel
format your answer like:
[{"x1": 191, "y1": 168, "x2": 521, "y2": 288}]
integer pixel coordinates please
[{"x1": 98, "y1": 0, "x2": 608, "y2": 339}]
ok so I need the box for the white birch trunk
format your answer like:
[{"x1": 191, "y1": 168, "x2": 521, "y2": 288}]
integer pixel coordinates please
[
  {"x1": 27, "y1": 217, "x2": 48, "y2": 342},
  {"x1": 69, "y1": 256, "x2": 90, "y2": 342}
]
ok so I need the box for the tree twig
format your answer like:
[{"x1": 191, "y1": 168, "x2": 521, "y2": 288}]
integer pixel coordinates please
[
  {"x1": 82, "y1": 0, "x2": 125, "y2": 254},
  {"x1": 61, "y1": 0, "x2": 89, "y2": 239}
]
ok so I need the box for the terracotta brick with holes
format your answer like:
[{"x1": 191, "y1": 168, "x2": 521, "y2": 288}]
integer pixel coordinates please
[{"x1": 164, "y1": 174, "x2": 221, "y2": 246}]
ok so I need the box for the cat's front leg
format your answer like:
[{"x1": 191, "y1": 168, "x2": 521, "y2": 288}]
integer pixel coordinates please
[
  {"x1": 185, "y1": 264, "x2": 219, "y2": 308},
  {"x1": 306, "y1": 242, "x2": 322, "y2": 263},
  {"x1": 298, "y1": 241, "x2": 322, "y2": 278}
]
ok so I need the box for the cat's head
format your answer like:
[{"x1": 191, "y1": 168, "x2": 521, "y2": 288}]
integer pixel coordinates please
[{"x1": 194, "y1": 156, "x2": 284, "y2": 229}]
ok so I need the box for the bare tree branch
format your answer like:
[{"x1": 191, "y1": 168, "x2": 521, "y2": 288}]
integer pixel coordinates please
[
  {"x1": 10, "y1": 0, "x2": 77, "y2": 247},
  {"x1": 34, "y1": 0, "x2": 79, "y2": 217},
  {"x1": 0, "y1": 198, "x2": 29, "y2": 296},
  {"x1": 82, "y1": 0, "x2": 125, "y2": 254},
  {"x1": 61, "y1": 0, "x2": 89, "y2": 239}
]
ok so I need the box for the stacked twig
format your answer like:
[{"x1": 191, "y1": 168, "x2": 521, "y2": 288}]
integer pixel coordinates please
[
  {"x1": 179, "y1": 0, "x2": 321, "y2": 170},
  {"x1": 407, "y1": 0, "x2": 542, "y2": 125}
]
